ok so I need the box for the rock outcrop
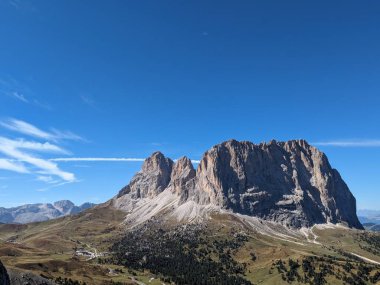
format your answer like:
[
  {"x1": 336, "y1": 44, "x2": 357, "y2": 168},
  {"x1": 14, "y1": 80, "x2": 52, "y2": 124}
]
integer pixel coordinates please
[
  {"x1": 115, "y1": 139, "x2": 363, "y2": 229},
  {"x1": 8, "y1": 270, "x2": 56, "y2": 285},
  {"x1": 168, "y1": 156, "x2": 196, "y2": 202},
  {"x1": 0, "y1": 260, "x2": 10, "y2": 285},
  {"x1": 1, "y1": 260, "x2": 56, "y2": 285}
]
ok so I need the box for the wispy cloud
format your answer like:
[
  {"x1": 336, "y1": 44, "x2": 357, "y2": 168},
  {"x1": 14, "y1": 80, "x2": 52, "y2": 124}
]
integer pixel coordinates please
[
  {"x1": 0, "y1": 119, "x2": 80, "y2": 184},
  {"x1": 36, "y1": 175, "x2": 58, "y2": 184},
  {"x1": 1, "y1": 119, "x2": 52, "y2": 139},
  {"x1": 50, "y1": 128, "x2": 85, "y2": 141},
  {"x1": 9, "y1": 91, "x2": 28, "y2": 103},
  {"x1": 0, "y1": 118, "x2": 84, "y2": 141},
  {"x1": 0, "y1": 138, "x2": 75, "y2": 182},
  {"x1": 50, "y1": 157, "x2": 201, "y2": 164},
  {"x1": 0, "y1": 117, "x2": 200, "y2": 190},
  {"x1": 36, "y1": 181, "x2": 76, "y2": 192},
  {"x1": 50, "y1": 157, "x2": 146, "y2": 162},
  {"x1": 80, "y1": 95, "x2": 96, "y2": 108},
  {"x1": 0, "y1": 137, "x2": 69, "y2": 154},
  {"x1": 313, "y1": 140, "x2": 380, "y2": 147},
  {"x1": 0, "y1": 158, "x2": 29, "y2": 173},
  {"x1": 5, "y1": 91, "x2": 51, "y2": 110},
  {"x1": 1, "y1": 77, "x2": 50, "y2": 110},
  {"x1": 33, "y1": 99, "x2": 52, "y2": 110},
  {"x1": 6, "y1": 0, "x2": 37, "y2": 13}
]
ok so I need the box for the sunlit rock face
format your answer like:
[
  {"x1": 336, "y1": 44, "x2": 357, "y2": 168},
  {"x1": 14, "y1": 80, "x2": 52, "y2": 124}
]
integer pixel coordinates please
[
  {"x1": 195, "y1": 139, "x2": 362, "y2": 228},
  {"x1": 117, "y1": 151, "x2": 174, "y2": 199}
]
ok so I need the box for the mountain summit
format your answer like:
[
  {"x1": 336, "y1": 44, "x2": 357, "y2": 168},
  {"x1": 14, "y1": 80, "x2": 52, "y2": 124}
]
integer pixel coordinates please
[{"x1": 114, "y1": 139, "x2": 362, "y2": 229}]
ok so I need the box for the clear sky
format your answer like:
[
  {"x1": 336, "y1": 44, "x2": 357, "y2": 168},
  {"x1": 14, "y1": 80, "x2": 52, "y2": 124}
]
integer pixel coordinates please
[{"x1": 0, "y1": 0, "x2": 379, "y2": 210}]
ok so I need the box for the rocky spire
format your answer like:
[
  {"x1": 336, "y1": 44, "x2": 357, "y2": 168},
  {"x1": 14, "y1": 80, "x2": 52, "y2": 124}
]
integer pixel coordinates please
[
  {"x1": 117, "y1": 151, "x2": 174, "y2": 198},
  {"x1": 168, "y1": 156, "x2": 196, "y2": 199}
]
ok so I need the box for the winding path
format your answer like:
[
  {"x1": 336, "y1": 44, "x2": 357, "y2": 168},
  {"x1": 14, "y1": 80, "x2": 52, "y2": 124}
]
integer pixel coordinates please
[{"x1": 350, "y1": 253, "x2": 380, "y2": 265}]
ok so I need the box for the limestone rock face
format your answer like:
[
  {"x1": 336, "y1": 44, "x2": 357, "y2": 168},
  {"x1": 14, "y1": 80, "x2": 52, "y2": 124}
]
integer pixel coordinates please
[
  {"x1": 116, "y1": 140, "x2": 363, "y2": 229},
  {"x1": 195, "y1": 139, "x2": 362, "y2": 228},
  {"x1": 118, "y1": 151, "x2": 174, "y2": 199},
  {"x1": 168, "y1": 157, "x2": 196, "y2": 201},
  {"x1": 169, "y1": 157, "x2": 196, "y2": 195}
]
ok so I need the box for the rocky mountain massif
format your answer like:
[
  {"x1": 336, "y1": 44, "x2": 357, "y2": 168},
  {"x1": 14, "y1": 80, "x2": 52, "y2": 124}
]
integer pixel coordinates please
[
  {"x1": 114, "y1": 139, "x2": 362, "y2": 229},
  {"x1": 0, "y1": 200, "x2": 95, "y2": 224}
]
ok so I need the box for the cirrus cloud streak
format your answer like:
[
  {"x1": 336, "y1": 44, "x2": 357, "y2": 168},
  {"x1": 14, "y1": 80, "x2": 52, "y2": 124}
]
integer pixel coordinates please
[
  {"x1": 313, "y1": 140, "x2": 380, "y2": 147},
  {"x1": 0, "y1": 119, "x2": 79, "y2": 184},
  {"x1": 50, "y1": 157, "x2": 201, "y2": 164},
  {"x1": 50, "y1": 157, "x2": 145, "y2": 162},
  {"x1": 1, "y1": 118, "x2": 84, "y2": 141},
  {"x1": 0, "y1": 137, "x2": 75, "y2": 182}
]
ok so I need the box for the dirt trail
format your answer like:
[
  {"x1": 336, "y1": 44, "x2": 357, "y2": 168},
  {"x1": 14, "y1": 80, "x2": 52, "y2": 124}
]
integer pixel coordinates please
[{"x1": 350, "y1": 253, "x2": 380, "y2": 265}]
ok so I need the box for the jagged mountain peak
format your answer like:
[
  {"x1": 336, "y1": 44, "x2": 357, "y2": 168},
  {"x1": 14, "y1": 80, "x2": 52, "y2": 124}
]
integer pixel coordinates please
[
  {"x1": 171, "y1": 156, "x2": 195, "y2": 180},
  {"x1": 175, "y1": 156, "x2": 194, "y2": 168},
  {"x1": 54, "y1": 199, "x2": 74, "y2": 205},
  {"x1": 169, "y1": 156, "x2": 196, "y2": 197},
  {"x1": 209, "y1": 138, "x2": 313, "y2": 150},
  {"x1": 142, "y1": 151, "x2": 173, "y2": 173},
  {"x1": 53, "y1": 200, "x2": 75, "y2": 211},
  {"x1": 117, "y1": 151, "x2": 174, "y2": 199}
]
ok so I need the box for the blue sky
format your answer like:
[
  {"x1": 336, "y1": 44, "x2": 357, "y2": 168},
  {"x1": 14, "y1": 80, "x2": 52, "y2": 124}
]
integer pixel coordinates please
[{"x1": 0, "y1": 0, "x2": 379, "y2": 209}]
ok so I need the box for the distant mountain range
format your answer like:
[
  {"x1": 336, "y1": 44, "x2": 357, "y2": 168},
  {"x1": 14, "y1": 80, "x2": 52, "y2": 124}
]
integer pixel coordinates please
[
  {"x1": 362, "y1": 223, "x2": 380, "y2": 232},
  {"x1": 0, "y1": 200, "x2": 95, "y2": 224},
  {"x1": 358, "y1": 209, "x2": 380, "y2": 223},
  {"x1": 358, "y1": 209, "x2": 380, "y2": 231}
]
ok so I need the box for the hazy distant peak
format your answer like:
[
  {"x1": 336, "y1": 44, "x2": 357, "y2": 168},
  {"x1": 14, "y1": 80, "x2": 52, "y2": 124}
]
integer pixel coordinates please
[{"x1": 0, "y1": 200, "x2": 95, "y2": 224}]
